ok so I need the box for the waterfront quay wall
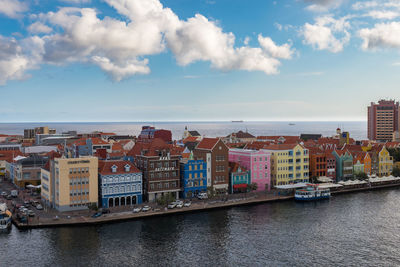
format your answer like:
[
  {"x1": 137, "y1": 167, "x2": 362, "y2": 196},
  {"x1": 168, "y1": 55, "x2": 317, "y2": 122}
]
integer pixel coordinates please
[{"x1": 13, "y1": 181, "x2": 400, "y2": 230}]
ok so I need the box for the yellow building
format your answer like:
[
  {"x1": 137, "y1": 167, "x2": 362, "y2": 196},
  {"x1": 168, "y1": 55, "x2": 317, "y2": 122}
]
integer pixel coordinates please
[
  {"x1": 263, "y1": 144, "x2": 309, "y2": 186},
  {"x1": 378, "y1": 146, "x2": 393, "y2": 177},
  {"x1": 41, "y1": 156, "x2": 98, "y2": 212}
]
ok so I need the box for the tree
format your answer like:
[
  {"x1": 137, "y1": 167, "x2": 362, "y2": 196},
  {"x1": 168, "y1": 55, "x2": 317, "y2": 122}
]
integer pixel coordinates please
[
  {"x1": 392, "y1": 167, "x2": 400, "y2": 177},
  {"x1": 310, "y1": 176, "x2": 318, "y2": 184},
  {"x1": 207, "y1": 186, "x2": 215, "y2": 198},
  {"x1": 247, "y1": 183, "x2": 258, "y2": 192},
  {"x1": 156, "y1": 192, "x2": 176, "y2": 206},
  {"x1": 355, "y1": 172, "x2": 369, "y2": 180},
  {"x1": 388, "y1": 148, "x2": 400, "y2": 162}
]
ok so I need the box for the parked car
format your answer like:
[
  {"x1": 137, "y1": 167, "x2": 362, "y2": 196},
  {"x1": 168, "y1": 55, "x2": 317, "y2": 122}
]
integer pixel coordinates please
[
  {"x1": 168, "y1": 203, "x2": 176, "y2": 209},
  {"x1": 197, "y1": 193, "x2": 208, "y2": 200},
  {"x1": 28, "y1": 210, "x2": 35, "y2": 217},
  {"x1": 24, "y1": 200, "x2": 30, "y2": 206},
  {"x1": 184, "y1": 201, "x2": 191, "y2": 207},
  {"x1": 1, "y1": 191, "x2": 7, "y2": 197},
  {"x1": 101, "y1": 208, "x2": 110, "y2": 214},
  {"x1": 91, "y1": 212, "x2": 102, "y2": 218},
  {"x1": 32, "y1": 201, "x2": 40, "y2": 207},
  {"x1": 36, "y1": 204, "x2": 43, "y2": 210},
  {"x1": 6, "y1": 195, "x2": 12, "y2": 200},
  {"x1": 11, "y1": 190, "x2": 18, "y2": 198},
  {"x1": 176, "y1": 203, "x2": 183, "y2": 208},
  {"x1": 142, "y1": 206, "x2": 151, "y2": 212},
  {"x1": 133, "y1": 207, "x2": 141, "y2": 213}
]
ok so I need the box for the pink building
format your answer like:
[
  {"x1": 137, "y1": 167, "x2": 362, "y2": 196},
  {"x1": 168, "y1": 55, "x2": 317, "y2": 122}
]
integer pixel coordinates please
[{"x1": 229, "y1": 149, "x2": 271, "y2": 191}]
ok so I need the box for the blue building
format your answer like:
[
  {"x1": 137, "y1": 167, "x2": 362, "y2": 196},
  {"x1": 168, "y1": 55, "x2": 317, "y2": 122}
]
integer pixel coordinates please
[
  {"x1": 99, "y1": 160, "x2": 142, "y2": 208},
  {"x1": 180, "y1": 158, "x2": 207, "y2": 199}
]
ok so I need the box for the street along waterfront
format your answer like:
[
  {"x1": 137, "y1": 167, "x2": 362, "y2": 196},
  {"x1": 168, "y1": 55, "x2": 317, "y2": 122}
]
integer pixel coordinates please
[{"x1": 2, "y1": 188, "x2": 400, "y2": 266}]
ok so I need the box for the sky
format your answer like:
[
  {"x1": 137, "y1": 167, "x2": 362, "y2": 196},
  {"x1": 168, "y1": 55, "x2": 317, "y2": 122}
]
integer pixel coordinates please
[{"x1": 0, "y1": 0, "x2": 400, "y2": 122}]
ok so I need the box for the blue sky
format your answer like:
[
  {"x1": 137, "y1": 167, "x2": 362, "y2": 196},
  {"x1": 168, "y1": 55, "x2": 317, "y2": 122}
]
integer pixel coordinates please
[{"x1": 1, "y1": 0, "x2": 400, "y2": 122}]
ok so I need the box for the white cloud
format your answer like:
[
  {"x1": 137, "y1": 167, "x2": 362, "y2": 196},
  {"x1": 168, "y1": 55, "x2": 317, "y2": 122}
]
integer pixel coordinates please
[
  {"x1": 0, "y1": 0, "x2": 28, "y2": 18},
  {"x1": 258, "y1": 35, "x2": 294, "y2": 59},
  {"x1": 274, "y1": 22, "x2": 283, "y2": 31},
  {"x1": 0, "y1": 36, "x2": 43, "y2": 85},
  {"x1": 352, "y1": 1, "x2": 378, "y2": 10},
  {"x1": 0, "y1": 0, "x2": 295, "y2": 84},
  {"x1": 304, "y1": 0, "x2": 344, "y2": 12},
  {"x1": 27, "y1": 22, "x2": 53, "y2": 34},
  {"x1": 60, "y1": 0, "x2": 91, "y2": 3},
  {"x1": 359, "y1": 21, "x2": 400, "y2": 50},
  {"x1": 244, "y1": 36, "x2": 250, "y2": 45},
  {"x1": 91, "y1": 56, "x2": 150, "y2": 81},
  {"x1": 24, "y1": 0, "x2": 293, "y2": 81},
  {"x1": 367, "y1": 10, "x2": 400, "y2": 19},
  {"x1": 301, "y1": 16, "x2": 350, "y2": 53}
]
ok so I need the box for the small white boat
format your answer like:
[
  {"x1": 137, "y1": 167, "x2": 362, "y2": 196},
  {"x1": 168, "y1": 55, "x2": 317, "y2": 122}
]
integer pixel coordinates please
[
  {"x1": 0, "y1": 203, "x2": 12, "y2": 230},
  {"x1": 295, "y1": 184, "x2": 330, "y2": 201}
]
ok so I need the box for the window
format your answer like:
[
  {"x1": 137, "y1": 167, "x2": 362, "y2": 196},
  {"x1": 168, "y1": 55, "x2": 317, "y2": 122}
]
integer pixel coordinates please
[{"x1": 158, "y1": 183, "x2": 162, "y2": 189}]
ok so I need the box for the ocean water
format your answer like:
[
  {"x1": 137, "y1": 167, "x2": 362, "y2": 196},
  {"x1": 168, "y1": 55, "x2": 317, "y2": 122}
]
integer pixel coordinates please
[
  {"x1": 1, "y1": 189, "x2": 400, "y2": 266},
  {"x1": 0, "y1": 121, "x2": 367, "y2": 140}
]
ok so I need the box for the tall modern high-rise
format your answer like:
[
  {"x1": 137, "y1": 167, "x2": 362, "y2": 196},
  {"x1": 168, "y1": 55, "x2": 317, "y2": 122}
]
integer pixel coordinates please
[{"x1": 368, "y1": 100, "x2": 399, "y2": 141}]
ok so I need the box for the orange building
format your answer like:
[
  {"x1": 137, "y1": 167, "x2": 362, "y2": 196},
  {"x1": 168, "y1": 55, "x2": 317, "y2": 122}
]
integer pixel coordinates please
[{"x1": 308, "y1": 147, "x2": 327, "y2": 178}]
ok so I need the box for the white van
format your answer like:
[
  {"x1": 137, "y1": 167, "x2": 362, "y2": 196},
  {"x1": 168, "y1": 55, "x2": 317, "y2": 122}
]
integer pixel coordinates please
[{"x1": 197, "y1": 192, "x2": 208, "y2": 200}]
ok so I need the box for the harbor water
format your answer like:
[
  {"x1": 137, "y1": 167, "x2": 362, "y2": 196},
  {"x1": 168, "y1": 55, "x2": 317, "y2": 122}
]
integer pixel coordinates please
[{"x1": 2, "y1": 189, "x2": 400, "y2": 266}]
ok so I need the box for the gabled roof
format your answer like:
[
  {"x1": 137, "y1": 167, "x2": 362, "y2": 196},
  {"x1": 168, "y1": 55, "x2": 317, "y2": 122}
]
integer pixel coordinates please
[
  {"x1": 188, "y1": 130, "x2": 201, "y2": 137},
  {"x1": 195, "y1": 137, "x2": 221, "y2": 150},
  {"x1": 183, "y1": 136, "x2": 200, "y2": 144},
  {"x1": 227, "y1": 131, "x2": 256, "y2": 139},
  {"x1": 73, "y1": 137, "x2": 110, "y2": 146},
  {"x1": 99, "y1": 160, "x2": 140, "y2": 175}
]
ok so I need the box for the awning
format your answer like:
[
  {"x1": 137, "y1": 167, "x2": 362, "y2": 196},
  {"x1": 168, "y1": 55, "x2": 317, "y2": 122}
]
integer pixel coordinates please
[{"x1": 233, "y1": 184, "x2": 248, "y2": 189}]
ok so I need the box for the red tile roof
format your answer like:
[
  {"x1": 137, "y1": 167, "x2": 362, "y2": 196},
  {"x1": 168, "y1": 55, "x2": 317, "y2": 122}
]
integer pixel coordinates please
[
  {"x1": 182, "y1": 136, "x2": 200, "y2": 144},
  {"x1": 128, "y1": 138, "x2": 182, "y2": 157},
  {"x1": 195, "y1": 137, "x2": 220, "y2": 150},
  {"x1": 0, "y1": 150, "x2": 23, "y2": 163},
  {"x1": 229, "y1": 162, "x2": 248, "y2": 173},
  {"x1": 98, "y1": 160, "x2": 140, "y2": 175}
]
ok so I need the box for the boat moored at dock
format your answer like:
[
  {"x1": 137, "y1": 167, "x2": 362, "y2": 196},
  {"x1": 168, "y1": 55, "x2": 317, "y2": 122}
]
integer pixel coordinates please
[
  {"x1": 295, "y1": 184, "x2": 331, "y2": 201},
  {"x1": 0, "y1": 203, "x2": 12, "y2": 230}
]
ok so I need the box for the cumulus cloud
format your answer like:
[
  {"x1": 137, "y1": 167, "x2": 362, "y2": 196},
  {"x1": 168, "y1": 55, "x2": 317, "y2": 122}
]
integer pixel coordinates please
[
  {"x1": 301, "y1": 16, "x2": 350, "y2": 53},
  {"x1": 0, "y1": 36, "x2": 43, "y2": 85},
  {"x1": 0, "y1": 0, "x2": 292, "y2": 84},
  {"x1": 0, "y1": 0, "x2": 28, "y2": 18},
  {"x1": 359, "y1": 21, "x2": 400, "y2": 50},
  {"x1": 258, "y1": 35, "x2": 294, "y2": 59},
  {"x1": 27, "y1": 22, "x2": 53, "y2": 34}
]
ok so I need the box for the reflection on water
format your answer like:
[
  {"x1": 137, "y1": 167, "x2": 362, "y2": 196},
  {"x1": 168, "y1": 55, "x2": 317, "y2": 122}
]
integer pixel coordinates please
[{"x1": 3, "y1": 189, "x2": 400, "y2": 266}]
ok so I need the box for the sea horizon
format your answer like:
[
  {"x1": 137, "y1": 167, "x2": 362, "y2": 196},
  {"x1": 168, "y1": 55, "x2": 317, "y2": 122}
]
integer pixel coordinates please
[{"x1": 0, "y1": 121, "x2": 368, "y2": 140}]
